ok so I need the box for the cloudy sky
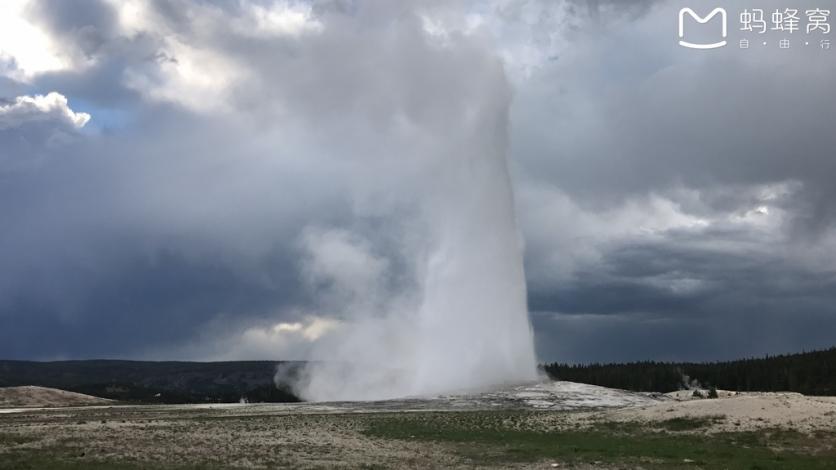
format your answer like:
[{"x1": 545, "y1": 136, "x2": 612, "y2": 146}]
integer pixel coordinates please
[{"x1": 2, "y1": 0, "x2": 835, "y2": 364}]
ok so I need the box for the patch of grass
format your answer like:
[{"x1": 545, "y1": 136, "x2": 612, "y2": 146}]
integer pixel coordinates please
[
  {"x1": 657, "y1": 415, "x2": 725, "y2": 431},
  {"x1": 363, "y1": 412, "x2": 836, "y2": 469},
  {"x1": 0, "y1": 432, "x2": 38, "y2": 446},
  {"x1": 0, "y1": 454, "x2": 147, "y2": 470},
  {"x1": 590, "y1": 419, "x2": 645, "y2": 434},
  {"x1": 0, "y1": 446, "x2": 220, "y2": 470}
]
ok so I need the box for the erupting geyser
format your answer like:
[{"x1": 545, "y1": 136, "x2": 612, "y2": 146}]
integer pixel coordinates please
[{"x1": 283, "y1": 11, "x2": 538, "y2": 401}]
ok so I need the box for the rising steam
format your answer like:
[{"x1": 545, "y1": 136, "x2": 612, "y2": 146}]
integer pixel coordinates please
[{"x1": 277, "y1": 6, "x2": 538, "y2": 401}]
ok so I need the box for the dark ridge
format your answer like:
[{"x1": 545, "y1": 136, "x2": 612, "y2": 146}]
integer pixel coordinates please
[
  {"x1": 543, "y1": 346, "x2": 836, "y2": 396},
  {"x1": 0, "y1": 360, "x2": 305, "y2": 404}
]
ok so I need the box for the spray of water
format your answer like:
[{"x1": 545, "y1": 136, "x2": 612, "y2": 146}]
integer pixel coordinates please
[{"x1": 278, "y1": 7, "x2": 538, "y2": 401}]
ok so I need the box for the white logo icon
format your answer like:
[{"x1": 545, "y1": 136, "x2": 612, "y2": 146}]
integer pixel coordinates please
[{"x1": 679, "y1": 7, "x2": 728, "y2": 49}]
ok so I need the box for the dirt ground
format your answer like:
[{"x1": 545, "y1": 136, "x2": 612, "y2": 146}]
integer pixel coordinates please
[
  {"x1": 1, "y1": 391, "x2": 835, "y2": 469},
  {"x1": 602, "y1": 392, "x2": 836, "y2": 434},
  {"x1": 0, "y1": 404, "x2": 470, "y2": 469}
]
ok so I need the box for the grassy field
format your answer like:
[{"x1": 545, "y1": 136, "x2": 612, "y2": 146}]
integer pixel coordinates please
[
  {"x1": 1, "y1": 406, "x2": 835, "y2": 469},
  {"x1": 364, "y1": 412, "x2": 836, "y2": 469}
]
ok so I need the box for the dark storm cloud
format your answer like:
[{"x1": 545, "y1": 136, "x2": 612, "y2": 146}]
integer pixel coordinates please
[
  {"x1": 24, "y1": 1, "x2": 163, "y2": 109},
  {"x1": 513, "y1": 0, "x2": 836, "y2": 362},
  {"x1": 31, "y1": 45, "x2": 154, "y2": 108},
  {"x1": 513, "y1": 0, "x2": 836, "y2": 229},
  {"x1": 0, "y1": 250, "x2": 304, "y2": 358},
  {"x1": 2, "y1": 0, "x2": 835, "y2": 363},
  {"x1": 26, "y1": 0, "x2": 118, "y2": 58},
  {"x1": 530, "y1": 231, "x2": 836, "y2": 317},
  {"x1": 530, "y1": 234, "x2": 836, "y2": 363},
  {"x1": 0, "y1": 74, "x2": 24, "y2": 98},
  {"x1": 531, "y1": 307, "x2": 836, "y2": 364},
  {"x1": 0, "y1": 98, "x2": 354, "y2": 358},
  {"x1": 527, "y1": 230, "x2": 836, "y2": 363},
  {"x1": 1, "y1": 0, "x2": 514, "y2": 360}
]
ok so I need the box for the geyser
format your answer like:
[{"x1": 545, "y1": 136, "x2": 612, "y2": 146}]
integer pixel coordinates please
[{"x1": 282, "y1": 8, "x2": 538, "y2": 401}]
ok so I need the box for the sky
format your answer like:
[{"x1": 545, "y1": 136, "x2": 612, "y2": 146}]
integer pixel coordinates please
[{"x1": 1, "y1": 0, "x2": 835, "y2": 364}]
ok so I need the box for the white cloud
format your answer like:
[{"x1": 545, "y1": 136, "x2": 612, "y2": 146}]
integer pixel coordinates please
[
  {"x1": 161, "y1": 315, "x2": 341, "y2": 361},
  {"x1": 0, "y1": 92, "x2": 90, "y2": 130},
  {"x1": 123, "y1": 39, "x2": 242, "y2": 112},
  {"x1": 112, "y1": 0, "x2": 320, "y2": 112},
  {"x1": 519, "y1": 184, "x2": 714, "y2": 280},
  {"x1": 240, "y1": 2, "x2": 323, "y2": 37},
  {"x1": 0, "y1": 0, "x2": 69, "y2": 80},
  {"x1": 232, "y1": 316, "x2": 340, "y2": 355},
  {"x1": 268, "y1": 317, "x2": 338, "y2": 341}
]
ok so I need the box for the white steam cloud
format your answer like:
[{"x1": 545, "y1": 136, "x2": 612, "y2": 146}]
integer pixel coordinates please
[{"x1": 281, "y1": 8, "x2": 538, "y2": 400}]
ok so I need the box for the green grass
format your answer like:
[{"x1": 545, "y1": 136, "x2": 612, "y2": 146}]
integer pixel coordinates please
[
  {"x1": 0, "y1": 432, "x2": 37, "y2": 446},
  {"x1": 4, "y1": 410, "x2": 836, "y2": 469},
  {"x1": 657, "y1": 415, "x2": 726, "y2": 431},
  {"x1": 0, "y1": 441, "x2": 218, "y2": 470},
  {"x1": 0, "y1": 450, "x2": 222, "y2": 470},
  {"x1": 363, "y1": 412, "x2": 836, "y2": 469},
  {"x1": 0, "y1": 454, "x2": 152, "y2": 470}
]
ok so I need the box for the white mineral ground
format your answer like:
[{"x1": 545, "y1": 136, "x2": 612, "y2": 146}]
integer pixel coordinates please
[{"x1": 3, "y1": 381, "x2": 835, "y2": 435}]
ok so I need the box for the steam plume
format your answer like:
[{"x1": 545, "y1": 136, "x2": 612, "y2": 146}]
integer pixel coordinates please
[{"x1": 280, "y1": 6, "x2": 538, "y2": 401}]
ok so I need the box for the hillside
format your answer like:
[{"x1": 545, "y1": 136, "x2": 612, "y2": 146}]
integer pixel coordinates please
[
  {"x1": 4, "y1": 347, "x2": 834, "y2": 405},
  {"x1": 0, "y1": 360, "x2": 303, "y2": 404},
  {"x1": 0, "y1": 386, "x2": 113, "y2": 408},
  {"x1": 544, "y1": 347, "x2": 836, "y2": 395}
]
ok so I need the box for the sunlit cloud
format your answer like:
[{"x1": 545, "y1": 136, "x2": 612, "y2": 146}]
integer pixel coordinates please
[
  {"x1": 0, "y1": 92, "x2": 90, "y2": 129},
  {"x1": 0, "y1": 0, "x2": 69, "y2": 80}
]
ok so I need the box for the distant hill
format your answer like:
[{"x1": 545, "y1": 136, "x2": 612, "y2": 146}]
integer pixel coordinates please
[
  {"x1": 544, "y1": 347, "x2": 836, "y2": 396},
  {"x1": 0, "y1": 360, "x2": 303, "y2": 404},
  {"x1": 7, "y1": 347, "x2": 833, "y2": 405},
  {"x1": 0, "y1": 385, "x2": 114, "y2": 408}
]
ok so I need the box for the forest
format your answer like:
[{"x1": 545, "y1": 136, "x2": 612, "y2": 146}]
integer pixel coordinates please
[
  {"x1": 544, "y1": 346, "x2": 836, "y2": 395},
  {"x1": 0, "y1": 360, "x2": 302, "y2": 403}
]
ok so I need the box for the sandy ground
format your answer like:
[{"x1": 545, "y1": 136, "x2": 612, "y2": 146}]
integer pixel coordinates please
[
  {"x1": 1, "y1": 384, "x2": 834, "y2": 468},
  {"x1": 600, "y1": 391, "x2": 836, "y2": 433},
  {"x1": 0, "y1": 386, "x2": 113, "y2": 408},
  {"x1": 0, "y1": 404, "x2": 469, "y2": 469}
]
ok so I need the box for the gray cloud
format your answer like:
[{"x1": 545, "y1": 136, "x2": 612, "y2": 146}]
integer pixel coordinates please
[
  {"x1": 512, "y1": 0, "x2": 836, "y2": 361},
  {"x1": 26, "y1": 0, "x2": 118, "y2": 58},
  {"x1": 1, "y1": 0, "x2": 835, "y2": 364}
]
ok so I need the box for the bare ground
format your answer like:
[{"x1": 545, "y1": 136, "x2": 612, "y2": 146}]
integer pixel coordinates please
[
  {"x1": 600, "y1": 392, "x2": 836, "y2": 434},
  {"x1": 1, "y1": 390, "x2": 835, "y2": 469}
]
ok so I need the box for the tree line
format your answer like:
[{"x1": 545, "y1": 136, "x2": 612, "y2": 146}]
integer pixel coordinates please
[{"x1": 543, "y1": 346, "x2": 836, "y2": 395}]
